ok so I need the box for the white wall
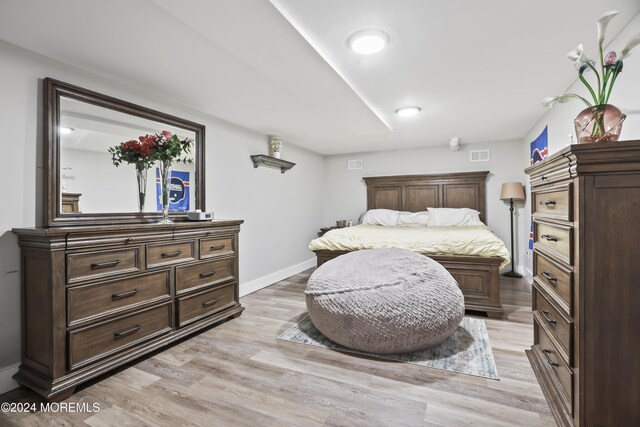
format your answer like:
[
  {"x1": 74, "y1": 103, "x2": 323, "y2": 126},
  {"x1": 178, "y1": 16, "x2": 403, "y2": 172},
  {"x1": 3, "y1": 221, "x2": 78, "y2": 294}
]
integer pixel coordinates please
[
  {"x1": 0, "y1": 39, "x2": 324, "y2": 391},
  {"x1": 519, "y1": 13, "x2": 640, "y2": 274},
  {"x1": 322, "y1": 140, "x2": 527, "y2": 273}
]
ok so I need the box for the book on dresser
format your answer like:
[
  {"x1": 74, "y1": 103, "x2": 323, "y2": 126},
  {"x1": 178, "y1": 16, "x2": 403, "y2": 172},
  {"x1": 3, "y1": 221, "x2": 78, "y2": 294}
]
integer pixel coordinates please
[
  {"x1": 525, "y1": 139, "x2": 640, "y2": 427},
  {"x1": 12, "y1": 220, "x2": 244, "y2": 401}
]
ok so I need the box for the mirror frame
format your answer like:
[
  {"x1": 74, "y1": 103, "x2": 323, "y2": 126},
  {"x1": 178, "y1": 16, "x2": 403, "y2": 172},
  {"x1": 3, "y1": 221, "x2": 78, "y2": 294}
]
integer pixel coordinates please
[{"x1": 44, "y1": 78, "x2": 206, "y2": 227}]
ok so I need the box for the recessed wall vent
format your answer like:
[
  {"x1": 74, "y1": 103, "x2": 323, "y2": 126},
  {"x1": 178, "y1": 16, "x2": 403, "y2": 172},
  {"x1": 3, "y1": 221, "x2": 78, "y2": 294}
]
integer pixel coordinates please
[
  {"x1": 469, "y1": 150, "x2": 490, "y2": 162},
  {"x1": 348, "y1": 159, "x2": 363, "y2": 170}
]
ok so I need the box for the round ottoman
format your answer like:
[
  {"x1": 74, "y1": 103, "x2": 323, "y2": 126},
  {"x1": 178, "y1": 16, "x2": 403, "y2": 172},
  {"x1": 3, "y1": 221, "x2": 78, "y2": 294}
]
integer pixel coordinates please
[{"x1": 305, "y1": 248, "x2": 464, "y2": 354}]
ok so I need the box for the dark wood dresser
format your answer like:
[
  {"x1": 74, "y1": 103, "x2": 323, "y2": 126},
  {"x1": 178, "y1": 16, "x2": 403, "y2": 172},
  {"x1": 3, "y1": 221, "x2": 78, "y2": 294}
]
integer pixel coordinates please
[
  {"x1": 12, "y1": 220, "x2": 243, "y2": 401},
  {"x1": 525, "y1": 140, "x2": 640, "y2": 426}
]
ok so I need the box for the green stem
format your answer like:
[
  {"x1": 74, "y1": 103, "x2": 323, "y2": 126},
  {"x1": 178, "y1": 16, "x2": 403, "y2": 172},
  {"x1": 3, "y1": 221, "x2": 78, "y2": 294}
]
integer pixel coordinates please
[
  {"x1": 585, "y1": 62, "x2": 602, "y2": 103},
  {"x1": 565, "y1": 93, "x2": 594, "y2": 108},
  {"x1": 604, "y1": 64, "x2": 621, "y2": 105},
  {"x1": 599, "y1": 45, "x2": 605, "y2": 94},
  {"x1": 600, "y1": 67, "x2": 611, "y2": 104},
  {"x1": 578, "y1": 73, "x2": 599, "y2": 105}
]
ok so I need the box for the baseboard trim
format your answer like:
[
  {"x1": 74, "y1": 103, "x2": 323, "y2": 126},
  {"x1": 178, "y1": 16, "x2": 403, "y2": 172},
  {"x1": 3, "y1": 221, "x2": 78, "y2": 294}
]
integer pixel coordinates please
[
  {"x1": 0, "y1": 362, "x2": 20, "y2": 395},
  {"x1": 524, "y1": 267, "x2": 533, "y2": 282},
  {"x1": 240, "y1": 258, "x2": 316, "y2": 297}
]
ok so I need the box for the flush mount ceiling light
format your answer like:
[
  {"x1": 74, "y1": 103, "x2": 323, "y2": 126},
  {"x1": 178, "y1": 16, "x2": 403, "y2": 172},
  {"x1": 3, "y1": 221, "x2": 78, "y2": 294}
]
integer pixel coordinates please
[
  {"x1": 348, "y1": 29, "x2": 390, "y2": 55},
  {"x1": 59, "y1": 126, "x2": 74, "y2": 135},
  {"x1": 395, "y1": 106, "x2": 421, "y2": 117}
]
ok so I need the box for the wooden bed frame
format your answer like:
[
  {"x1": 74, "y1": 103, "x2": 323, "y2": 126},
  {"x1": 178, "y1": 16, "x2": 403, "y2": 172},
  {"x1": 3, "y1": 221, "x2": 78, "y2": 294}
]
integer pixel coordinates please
[{"x1": 313, "y1": 171, "x2": 505, "y2": 318}]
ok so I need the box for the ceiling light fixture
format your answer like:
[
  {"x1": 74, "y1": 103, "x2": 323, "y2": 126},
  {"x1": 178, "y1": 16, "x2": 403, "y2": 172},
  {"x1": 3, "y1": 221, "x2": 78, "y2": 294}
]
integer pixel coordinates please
[
  {"x1": 348, "y1": 29, "x2": 390, "y2": 55},
  {"x1": 59, "y1": 127, "x2": 74, "y2": 135},
  {"x1": 395, "y1": 106, "x2": 421, "y2": 117}
]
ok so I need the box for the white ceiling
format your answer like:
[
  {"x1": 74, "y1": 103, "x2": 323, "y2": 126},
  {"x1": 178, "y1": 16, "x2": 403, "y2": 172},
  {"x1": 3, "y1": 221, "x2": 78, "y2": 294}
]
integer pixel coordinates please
[{"x1": 0, "y1": 0, "x2": 639, "y2": 155}]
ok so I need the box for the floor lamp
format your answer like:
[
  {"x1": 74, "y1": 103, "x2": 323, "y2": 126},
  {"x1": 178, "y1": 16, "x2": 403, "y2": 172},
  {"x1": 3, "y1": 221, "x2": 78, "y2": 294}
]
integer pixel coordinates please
[{"x1": 500, "y1": 182, "x2": 525, "y2": 278}]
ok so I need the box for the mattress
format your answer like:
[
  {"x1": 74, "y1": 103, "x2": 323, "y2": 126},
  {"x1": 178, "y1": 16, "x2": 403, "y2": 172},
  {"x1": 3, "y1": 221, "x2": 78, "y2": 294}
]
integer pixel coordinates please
[{"x1": 309, "y1": 224, "x2": 511, "y2": 269}]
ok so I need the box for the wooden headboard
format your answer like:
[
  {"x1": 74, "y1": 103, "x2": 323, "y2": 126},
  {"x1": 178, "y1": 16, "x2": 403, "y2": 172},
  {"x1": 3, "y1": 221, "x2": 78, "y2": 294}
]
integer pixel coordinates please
[{"x1": 363, "y1": 171, "x2": 489, "y2": 223}]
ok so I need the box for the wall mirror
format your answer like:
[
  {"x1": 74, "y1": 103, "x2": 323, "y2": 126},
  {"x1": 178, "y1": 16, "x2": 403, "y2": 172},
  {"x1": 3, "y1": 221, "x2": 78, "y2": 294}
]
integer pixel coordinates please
[{"x1": 44, "y1": 78, "x2": 205, "y2": 226}]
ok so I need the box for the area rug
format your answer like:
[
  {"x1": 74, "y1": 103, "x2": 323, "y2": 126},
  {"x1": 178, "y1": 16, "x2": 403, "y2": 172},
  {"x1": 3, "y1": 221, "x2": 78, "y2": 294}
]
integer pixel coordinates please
[{"x1": 277, "y1": 314, "x2": 499, "y2": 380}]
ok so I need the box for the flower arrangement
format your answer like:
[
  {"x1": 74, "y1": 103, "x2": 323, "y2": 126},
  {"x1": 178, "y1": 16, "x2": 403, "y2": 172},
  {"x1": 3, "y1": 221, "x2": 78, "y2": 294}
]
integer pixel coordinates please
[
  {"x1": 543, "y1": 11, "x2": 640, "y2": 109},
  {"x1": 138, "y1": 130, "x2": 194, "y2": 164},
  {"x1": 109, "y1": 130, "x2": 194, "y2": 167},
  {"x1": 108, "y1": 138, "x2": 156, "y2": 167},
  {"x1": 108, "y1": 131, "x2": 194, "y2": 218}
]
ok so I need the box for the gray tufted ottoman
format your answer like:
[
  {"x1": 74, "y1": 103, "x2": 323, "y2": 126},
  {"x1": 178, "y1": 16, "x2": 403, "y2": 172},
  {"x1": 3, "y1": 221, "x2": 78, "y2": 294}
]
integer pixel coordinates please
[{"x1": 305, "y1": 248, "x2": 465, "y2": 354}]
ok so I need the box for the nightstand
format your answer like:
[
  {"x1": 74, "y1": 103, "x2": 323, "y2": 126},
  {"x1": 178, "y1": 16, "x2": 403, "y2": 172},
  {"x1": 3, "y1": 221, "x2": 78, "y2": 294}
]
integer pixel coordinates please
[{"x1": 317, "y1": 226, "x2": 336, "y2": 237}]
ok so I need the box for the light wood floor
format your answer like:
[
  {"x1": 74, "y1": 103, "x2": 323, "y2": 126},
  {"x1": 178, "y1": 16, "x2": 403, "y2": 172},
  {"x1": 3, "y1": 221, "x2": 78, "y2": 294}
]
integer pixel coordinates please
[{"x1": 0, "y1": 270, "x2": 554, "y2": 426}]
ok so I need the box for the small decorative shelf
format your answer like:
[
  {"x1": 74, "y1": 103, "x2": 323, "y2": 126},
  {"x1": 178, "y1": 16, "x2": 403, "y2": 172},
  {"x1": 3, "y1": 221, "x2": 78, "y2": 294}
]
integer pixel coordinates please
[{"x1": 250, "y1": 155, "x2": 296, "y2": 174}]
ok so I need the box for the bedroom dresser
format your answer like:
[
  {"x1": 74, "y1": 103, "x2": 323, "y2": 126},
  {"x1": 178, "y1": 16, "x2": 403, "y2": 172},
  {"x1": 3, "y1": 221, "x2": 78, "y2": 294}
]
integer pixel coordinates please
[
  {"x1": 525, "y1": 139, "x2": 640, "y2": 426},
  {"x1": 12, "y1": 221, "x2": 243, "y2": 400}
]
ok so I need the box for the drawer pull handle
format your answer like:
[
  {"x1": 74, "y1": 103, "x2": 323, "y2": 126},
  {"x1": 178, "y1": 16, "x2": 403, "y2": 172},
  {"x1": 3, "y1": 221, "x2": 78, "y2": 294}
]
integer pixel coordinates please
[
  {"x1": 199, "y1": 271, "x2": 216, "y2": 279},
  {"x1": 125, "y1": 238, "x2": 134, "y2": 243},
  {"x1": 161, "y1": 250, "x2": 182, "y2": 258},
  {"x1": 541, "y1": 271, "x2": 557, "y2": 282},
  {"x1": 113, "y1": 324, "x2": 141, "y2": 339},
  {"x1": 209, "y1": 244, "x2": 225, "y2": 251},
  {"x1": 542, "y1": 349, "x2": 559, "y2": 367},
  {"x1": 91, "y1": 260, "x2": 121, "y2": 270},
  {"x1": 112, "y1": 288, "x2": 140, "y2": 300},
  {"x1": 541, "y1": 175, "x2": 548, "y2": 181},
  {"x1": 540, "y1": 310, "x2": 557, "y2": 325},
  {"x1": 207, "y1": 232, "x2": 214, "y2": 236},
  {"x1": 539, "y1": 200, "x2": 556, "y2": 206},
  {"x1": 202, "y1": 298, "x2": 219, "y2": 308},
  {"x1": 540, "y1": 234, "x2": 558, "y2": 242}
]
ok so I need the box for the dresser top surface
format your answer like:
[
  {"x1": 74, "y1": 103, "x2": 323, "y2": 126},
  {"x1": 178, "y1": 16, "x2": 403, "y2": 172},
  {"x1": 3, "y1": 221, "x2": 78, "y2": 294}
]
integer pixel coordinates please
[
  {"x1": 13, "y1": 219, "x2": 244, "y2": 238},
  {"x1": 525, "y1": 139, "x2": 640, "y2": 176}
]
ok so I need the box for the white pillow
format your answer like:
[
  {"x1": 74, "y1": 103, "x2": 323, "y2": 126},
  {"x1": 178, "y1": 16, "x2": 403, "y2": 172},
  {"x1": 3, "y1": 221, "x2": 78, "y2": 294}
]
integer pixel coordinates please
[
  {"x1": 398, "y1": 211, "x2": 430, "y2": 226},
  {"x1": 426, "y1": 208, "x2": 484, "y2": 226},
  {"x1": 361, "y1": 209, "x2": 400, "y2": 226}
]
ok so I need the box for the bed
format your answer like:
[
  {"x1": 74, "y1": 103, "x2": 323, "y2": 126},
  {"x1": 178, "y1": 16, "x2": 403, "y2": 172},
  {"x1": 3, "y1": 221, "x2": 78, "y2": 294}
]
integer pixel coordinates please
[{"x1": 310, "y1": 171, "x2": 508, "y2": 318}]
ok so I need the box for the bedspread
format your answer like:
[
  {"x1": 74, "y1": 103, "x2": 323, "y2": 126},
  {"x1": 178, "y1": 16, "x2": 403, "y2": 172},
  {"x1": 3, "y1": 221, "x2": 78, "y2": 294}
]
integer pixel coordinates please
[{"x1": 309, "y1": 224, "x2": 511, "y2": 269}]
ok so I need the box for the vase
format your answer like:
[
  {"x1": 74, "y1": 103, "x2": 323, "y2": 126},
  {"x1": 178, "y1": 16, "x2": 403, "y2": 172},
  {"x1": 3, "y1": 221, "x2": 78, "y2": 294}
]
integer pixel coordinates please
[
  {"x1": 574, "y1": 104, "x2": 626, "y2": 144},
  {"x1": 272, "y1": 151, "x2": 281, "y2": 159},
  {"x1": 135, "y1": 162, "x2": 147, "y2": 213},
  {"x1": 157, "y1": 159, "x2": 173, "y2": 224}
]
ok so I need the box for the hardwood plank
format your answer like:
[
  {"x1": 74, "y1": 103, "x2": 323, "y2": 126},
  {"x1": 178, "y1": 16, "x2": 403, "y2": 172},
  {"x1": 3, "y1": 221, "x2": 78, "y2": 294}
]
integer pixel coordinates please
[{"x1": 0, "y1": 269, "x2": 553, "y2": 426}]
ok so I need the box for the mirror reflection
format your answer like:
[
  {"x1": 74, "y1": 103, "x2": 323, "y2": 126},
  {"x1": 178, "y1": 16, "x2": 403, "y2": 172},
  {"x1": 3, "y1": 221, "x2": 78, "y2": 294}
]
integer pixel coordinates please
[{"x1": 59, "y1": 97, "x2": 197, "y2": 214}]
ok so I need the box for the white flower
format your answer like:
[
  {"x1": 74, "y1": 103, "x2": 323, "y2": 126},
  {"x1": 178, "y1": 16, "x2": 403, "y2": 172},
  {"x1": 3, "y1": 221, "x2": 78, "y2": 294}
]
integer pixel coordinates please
[
  {"x1": 620, "y1": 32, "x2": 640, "y2": 59},
  {"x1": 597, "y1": 11, "x2": 618, "y2": 47},
  {"x1": 566, "y1": 44, "x2": 590, "y2": 64}
]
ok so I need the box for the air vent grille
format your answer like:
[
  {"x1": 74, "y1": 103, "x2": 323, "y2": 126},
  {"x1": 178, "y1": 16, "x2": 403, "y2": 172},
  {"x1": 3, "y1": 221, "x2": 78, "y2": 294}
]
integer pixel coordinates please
[
  {"x1": 348, "y1": 159, "x2": 363, "y2": 170},
  {"x1": 470, "y1": 150, "x2": 490, "y2": 162}
]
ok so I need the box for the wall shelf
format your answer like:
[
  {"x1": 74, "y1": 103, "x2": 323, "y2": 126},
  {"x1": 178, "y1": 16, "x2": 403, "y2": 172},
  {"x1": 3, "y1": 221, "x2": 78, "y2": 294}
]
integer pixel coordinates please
[{"x1": 250, "y1": 155, "x2": 296, "y2": 173}]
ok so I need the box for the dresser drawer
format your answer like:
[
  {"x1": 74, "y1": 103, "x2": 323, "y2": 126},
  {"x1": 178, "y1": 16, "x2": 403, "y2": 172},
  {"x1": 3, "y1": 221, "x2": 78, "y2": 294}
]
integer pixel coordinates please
[
  {"x1": 67, "y1": 248, "x2": 140, "y2": 284},
  {"x1": 175, "y1": 258, "x2": 235, "y2": 294},
  {"x1": 533, "y1": 286, "x2": 572, "y2": 365},
  {"x1": 535, "y1": 319, "x2": 573, "y2": 406},
  {"x1": 176, "y1": 283, "x2": 236, "y2": 327},
  {"x1": 534, "y1": 250, "x2": 573, "y2": 315},
  {"x1": 67, "y1": 270, "x2": 171, "y2": 326},
  {"x1": 69, "y1": 303, "x2": 172, "y2": 369},
  {"x1": 533, "y1": 184, "x2": 572, "y2": 221},
  {"x1": 199, "y1": 237, "x2": 234, "y2": 259},
  {"x1": 146, "y1": 240, "x2": 195, "y2": 268},
  {"x1": 535, "y1": 222, "x2": 573, "y2": 265}
]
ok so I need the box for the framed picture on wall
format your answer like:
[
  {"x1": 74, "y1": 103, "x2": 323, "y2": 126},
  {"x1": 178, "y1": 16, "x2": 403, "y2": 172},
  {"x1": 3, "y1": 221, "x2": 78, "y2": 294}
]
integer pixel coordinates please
[{"x1": 530, "y1": 127, "x2": 548, "y2": 165}]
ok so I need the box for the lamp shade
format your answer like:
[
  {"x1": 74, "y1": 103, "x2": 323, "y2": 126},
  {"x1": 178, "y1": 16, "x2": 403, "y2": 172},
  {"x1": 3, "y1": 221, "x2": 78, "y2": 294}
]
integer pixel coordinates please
[{"x1": 500, "y1": 182, "x2": 525, "y2": 201}]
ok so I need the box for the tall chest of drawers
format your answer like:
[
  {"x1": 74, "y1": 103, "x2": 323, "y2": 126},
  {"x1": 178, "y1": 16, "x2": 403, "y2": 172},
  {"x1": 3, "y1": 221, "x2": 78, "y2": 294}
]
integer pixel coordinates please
[
  {"x1": 525, "y1": 140, "x2": 640, "y2": 427},
  {"x1": 12, "y1": 220, "x2": 243, "y2": 401}
]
